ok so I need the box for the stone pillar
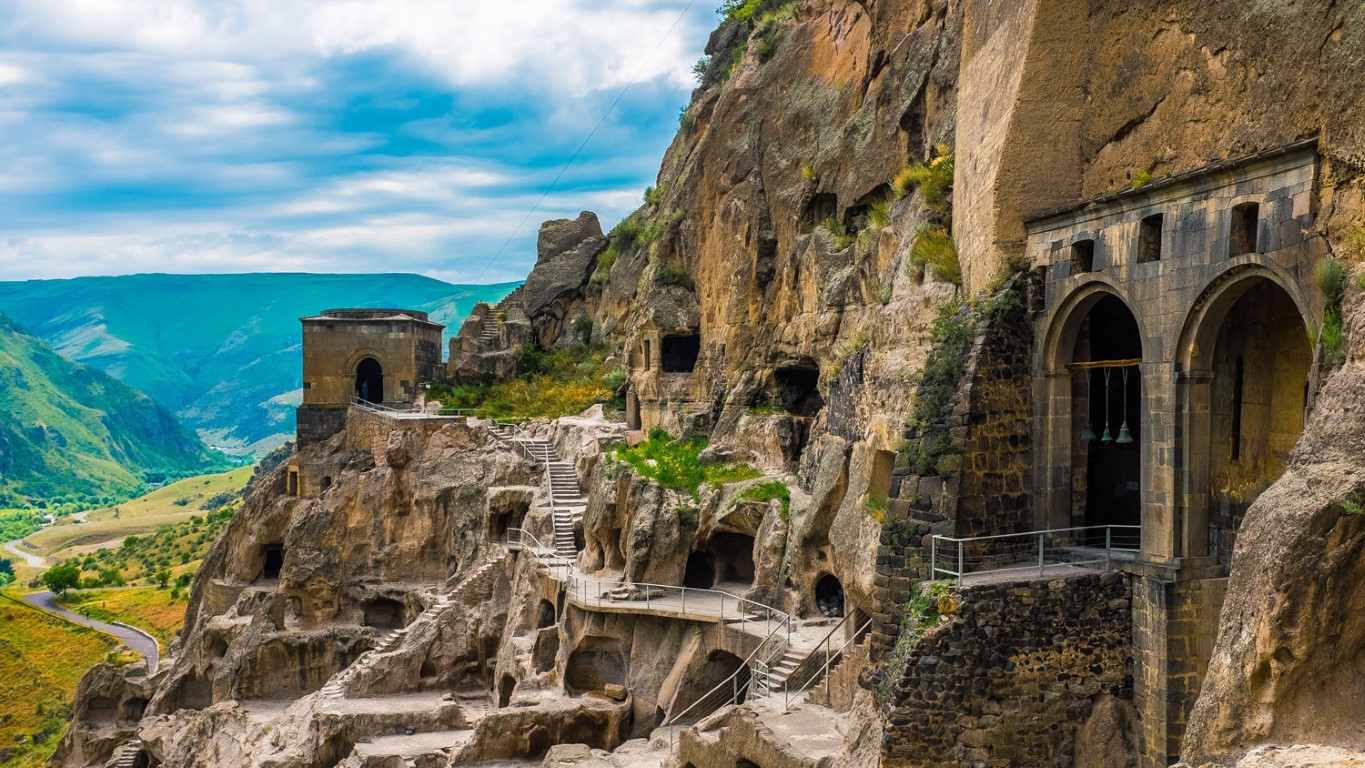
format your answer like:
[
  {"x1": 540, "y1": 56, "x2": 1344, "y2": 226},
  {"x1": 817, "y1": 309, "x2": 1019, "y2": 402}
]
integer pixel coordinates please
[
  {"x1": 1131, "y1": 568, "x2": 1227, "y2": 767},
  {"x1": 1140, "y1": 361, "x2": 1178, "y2": 561},
  {"x1": 1176, "y1": 371, "x2": 1214, "y2": 559},
  {"x1": 1038, "y1": 369, "x2": 1074, "y2": 530}
]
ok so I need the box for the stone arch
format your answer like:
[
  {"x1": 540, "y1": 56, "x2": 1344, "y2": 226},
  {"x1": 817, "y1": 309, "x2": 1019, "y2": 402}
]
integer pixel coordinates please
[
  {"x1": 1038, "y1": 283, "x2": 1147, "y2": 542},
  {"x1": 354, "y1": 356, "x2": 384, "y2": 404},
  {"x1": 1175, "y1": 264, "x2": 1315, "y2": 561}
]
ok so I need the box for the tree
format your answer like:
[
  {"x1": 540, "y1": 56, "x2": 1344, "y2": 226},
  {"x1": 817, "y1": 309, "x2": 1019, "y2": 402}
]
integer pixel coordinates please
[
  {"x1": 154, "y1": 568, "x2": 172, "y2": 589},
  {"x1": 0, "y1": 557, "x2": 13, "y2": 578},
  {"x1": 41, "y1": 561, "x2": 81, "y2": 595}
]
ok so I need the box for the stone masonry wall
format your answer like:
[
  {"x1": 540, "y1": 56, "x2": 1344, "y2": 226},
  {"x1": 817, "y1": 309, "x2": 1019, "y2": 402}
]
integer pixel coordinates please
[{"x1": 882, "y1": 572, "x2": 1134, "y2": 768}]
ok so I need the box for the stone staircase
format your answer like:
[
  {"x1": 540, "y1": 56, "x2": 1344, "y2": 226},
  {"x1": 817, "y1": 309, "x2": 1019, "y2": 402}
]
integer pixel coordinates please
[
  {"x1": 489, "y1": 426, "x2": 584, "y2": 561},
  {"x1": 478, "y1": 320, "x2": 500, "y2": 345},
  {"x1": 318, "y1": 558, "x2": 503, "y2": 700},
  {"x1": 112, "y1": 743, "x2": 142, "y2": 768}
]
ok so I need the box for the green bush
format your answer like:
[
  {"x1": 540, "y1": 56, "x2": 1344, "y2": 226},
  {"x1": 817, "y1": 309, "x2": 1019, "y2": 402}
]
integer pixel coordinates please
[
  {"x1": 571, "y1": 315, "x2": 594, "y2": 346},
  {"x1": 611, "y1": 428, "x2": 761, "y2": 499},
  {"x1": 866, "y1": 200, "x2": 892, "y2": 230},
  {"x1": 679, "y1": 106, "x2": 698, "y2": 135},
  {"x1": 877, "y1": 581, "x2": 952, "y2": 703},
  {"x1": 1317, "y1": 256, "x2": 1347, "y2": 304},
  {"x1": 655, "y1": 262, "x2": 695, "y2": 289},
  {"x1": 1322, "y1": 306, "x2": 1347, "y2": 368},
  {"x1": 820, "y1": 217, "x2": 856, "y2": 250},
  {"x1": 431, "y1": 345, "x2": 623, "y2": 422},
  {"x1": 737, "y1": 480, "x2": 791, "y2": 520},
  {"x1": 692, "y1": 56, "x2": 711, "y2": 83},
  {"x1": 1130, "y1": 170, "x2": 1152, "y2": 189},
  {"x1": 892, "y1": 145, "x2": 954, "y2": 219},
  {"x1": 909, "y1": 226, "x2": 960, "y2": 285},
  {"x1": 719, "y1": 0, "x2": 763, "y2": 22}
]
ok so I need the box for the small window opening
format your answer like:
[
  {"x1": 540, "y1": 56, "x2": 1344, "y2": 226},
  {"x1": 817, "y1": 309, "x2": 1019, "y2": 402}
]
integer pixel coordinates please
[
  {"x1": 1230, "y1": 202, "x2": 1260, "y2": 256},
  {"x1": 815, "y1": 574, "x2": 845, "y2": 618},
  {"x1": 287, "y1": 468, "x2": 299, "y2": 496},
  {"x1": 1071, "y1": 239, "x2": 1095, "y2": 273},
  {"x1": 1138, "y1": 214, "x2": 1164, "y2": 263},
  {"x1": 643, "y1": 340, "x2": 652, "y2": 371},
  {"x1": 661, "y1": 334, "x2": 701, "y2": 373},
  {"x1": 1230, "y1": 356, "x2": 1244, "y2": 462},
  {"x1": 320, "y1": 476, "x2": 332, "y2": 491}
]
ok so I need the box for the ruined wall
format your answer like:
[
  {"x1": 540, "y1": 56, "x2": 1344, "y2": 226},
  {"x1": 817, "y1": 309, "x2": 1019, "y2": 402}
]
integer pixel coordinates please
[{"x1": 882, "y1": 573, "x2": 1134, "y2": 768}]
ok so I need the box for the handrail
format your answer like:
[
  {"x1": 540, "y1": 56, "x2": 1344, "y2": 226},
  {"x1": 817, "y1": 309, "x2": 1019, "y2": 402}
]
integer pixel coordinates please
[
  {"x1": 662, "y1": 605, "x2": 791, "y2": 738},
  {"x1": 507, "y1": 528, "x2": 574, "y2": 572},
  {"x1": 929, "y1": 524, "x2": 1141, "y2": 584},
  {"x1": 782, "y1": 615, "x2": 874, "y2": 709}
]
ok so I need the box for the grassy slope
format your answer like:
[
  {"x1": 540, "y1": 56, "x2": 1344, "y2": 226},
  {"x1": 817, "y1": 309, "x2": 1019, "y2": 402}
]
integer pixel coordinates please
[
  {"x1": 25, "y1": 467, "x2": 250, "y2": 559},
  {"x1": 0, "y1": 274, "x2": 521, "y2": 448},
  {"x1": 0, "y1": 594, "x2": 113, "y2": 768},
  {"x1": 0, "y1": 314, "x2": 226, "y2": 508},
  {"x1": 58, "y1": 589, "x2": 186, "y2": 648}
]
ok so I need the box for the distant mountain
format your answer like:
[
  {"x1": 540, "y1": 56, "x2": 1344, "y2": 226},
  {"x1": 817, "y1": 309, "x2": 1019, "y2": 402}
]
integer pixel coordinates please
[
  {"x1": 0, "y1": 274, "x2": 520, "y2": 453},
  {"x1": 0, "y1": 312, "x2": 225, "y2": 507}
]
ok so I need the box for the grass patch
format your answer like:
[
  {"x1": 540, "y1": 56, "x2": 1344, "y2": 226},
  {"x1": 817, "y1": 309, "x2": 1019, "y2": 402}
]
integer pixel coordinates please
[
  {"x1": 430, "y1": 345, "x2": 624, "y2": 422},
  {"x1": 891, "y1": 145, "x2": 954, "y2": 219},
  {"x1": 610, "y1": 428, "x2": 761, "y2": 500},
  {"x1": 1130, "y1": 170, "x2": 1152, "y2": 189},
  {"x1": 877, "y1": 581, "x2": 952, "y2": 703},
  {"x1": 1318, "y1": 256, "x2": 1347, "y2": 305},
  {"x1": 903, "y1": 304, "x2": 977, "y2": 476},
  {"x1": 0, "y1": 593, "x2": 114, "y2": 767},
  {"x1": 654, "y1": 262, "x2": 695, "y2": 289},
  {"x1": 909, "y1": 226, "x2": 961, "y2": 285},
  {"x1": 1322, "y1": 306, "x2": 1347, "y2": 369},
  {"x1": 57, "y1": 588, "x2": 186, "y2": 649},
  {"x1": 737, "y1": 480, "x2": 791, "y2": 520},
  {"x1": 820, "y1": 217, "x2": 857, "y2": 250},
  {"x1": 865, "y1": 495, "x2": 888, "y2": 523}
]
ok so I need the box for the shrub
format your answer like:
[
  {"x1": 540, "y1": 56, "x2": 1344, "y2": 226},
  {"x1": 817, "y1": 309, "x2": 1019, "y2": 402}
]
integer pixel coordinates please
[
  {"x1": 1130, "y1": 170, "x2": 1152, "y2": 189},
  {"x1": 655, "y1": 262, "x2": 695, "y2": 289},
  {"x1": 679, "y1": 106, "x2": 698, "y2": 135},
  {"x1": 1322, "y1": 306, "x2": 1347, "y2": 368},
  {"x1": 430, "y1": 345, "x2": 624, "y2": 422},
  {"x1": 692, "y1": 56, "x2": 711, "y2": 83},
  {"x1": 821, "y1": 217, "x2": 856, "y2": 250},
  {"x1": 800, "y1": 163, "x2": 817, "y2": 182},
  {"x1": 719, "y1": 0, "x2": 763, "y2": 22},
  {"x1": 644, "y1": 184, "x2": 665, "y2": 207},
  {"x1": 877, "y1": 581, "x2": 951, "y2": 702},
  {"x1": 727, "y1": 39, "x2": 749, "y2": 79},
  {"x1": 892, "y1": 145, "x2": 954, "y2": 218},
  {"x1": 909, "y1": 226, "x2": 961, "y2": 285},
  {"x1": 865, "y1": 495, "x2": 888, "y2": 523},
  {"x1": 877, "y1": 283, "x2": 893, "y2": 306},
  {"x1": 591, "y1": 246, "x2": 618, "y2": 287},
  {"x1": 611, "y1": 428, "x2": 761, "y2": 499},
  {"x1": 516, "y1": 343, "x2": 552, "y2": 379},
  {"x1": 571, "y1": 315, "x2": 594, "y2": 346},
  {"x1": 1317, "y1": 256, "x2": 1347, "y2": 304},
  {"x1": 738, "y1": 480, "x2": 791, "y2": 520}
]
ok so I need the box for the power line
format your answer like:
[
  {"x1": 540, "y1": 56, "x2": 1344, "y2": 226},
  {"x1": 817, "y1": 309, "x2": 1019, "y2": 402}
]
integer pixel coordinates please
[{"x1": 471, "y1": 0, "x2": 699, "y2": 283}]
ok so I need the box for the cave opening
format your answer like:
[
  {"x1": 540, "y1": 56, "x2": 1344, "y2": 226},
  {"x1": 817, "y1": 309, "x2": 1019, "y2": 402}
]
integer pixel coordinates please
[
  {"x1": 361, "y1": 597, "x2": 405, "y2": 630},
  {"x1": 683, "y1": 551, "x2": 716, "y2": 589},
  {"x1": 669, "y1": 649, "x2": 749, "y2": 725},
  {"x1": 709, "y1": 533, "x2": 756, "y2": 586},
  {"x1": 661, "y1": 334, "x2": 701, "y2": 373},
  {"x1": 1073, "y1": 295, "x2": 1143, "y2": 533},
  {"x1": 259, "y1": 544, "x2": 284, "y2": 582},
  {"x1": 488, "y1": 498, "x2": 530, "y2": 543},
  {"x1": 815, "y1": 574, "x2": 845, "y2": 618},
  {"x1": 771, "y1": 364, "x2": 824, "y2": 417},
  {"x1": 803, "y1": 193, "x2": 838, "y2": 229},
  {"x1": 564, "y1": 637, "x2": 626, "y2": 696},
  {"x1": 537, "y1": 599, "x2": 557, "y2": 629}
]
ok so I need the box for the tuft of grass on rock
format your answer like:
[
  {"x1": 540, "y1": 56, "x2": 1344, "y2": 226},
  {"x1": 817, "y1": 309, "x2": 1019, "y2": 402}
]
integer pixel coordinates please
[
  {"x1": 909, "y1": 226, "x2": 961, "y2": 285},
  {"x1": 611, "y1": 428, "x2": 761, "y2": 500},
  {"x1": 737, "y1": 480, "x2": 791, "y2": 520}
]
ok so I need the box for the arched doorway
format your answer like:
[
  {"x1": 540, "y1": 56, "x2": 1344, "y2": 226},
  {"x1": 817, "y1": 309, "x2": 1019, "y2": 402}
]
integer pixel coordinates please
[
  {"x1": 815, "y1": 574, "x2": 844, "y2": 618},
  {"x1": 355, "y1": 357, "x2": 383, "y2": 403},
  {"x1": 1074, "y1": 295, "x2": 1143, "y2": 531},
  {"x1": 1181, "y1": 274, "x2": 1311, "y2": 563}
]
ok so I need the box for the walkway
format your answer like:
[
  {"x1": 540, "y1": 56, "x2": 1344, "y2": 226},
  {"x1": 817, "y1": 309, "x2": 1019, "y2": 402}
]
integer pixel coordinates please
[
  {"x1": 4, "y1": 539, "x2": 44, "y2": 568},
  {"x1": 21, "y1": 590, "x2": 160, "y2": 673}
]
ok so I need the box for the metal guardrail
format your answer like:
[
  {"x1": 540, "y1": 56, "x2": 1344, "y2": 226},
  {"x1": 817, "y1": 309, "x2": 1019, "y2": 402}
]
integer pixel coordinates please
[
  {"x1": 930, "y1": 525, "x2": 1141, "y2": 584},
  {"x1": 662, "y1": 608, "x2": 790, "y2": 739},
  {"x1": 781, "y1": 614, "x2": 874, "y2": 709}
]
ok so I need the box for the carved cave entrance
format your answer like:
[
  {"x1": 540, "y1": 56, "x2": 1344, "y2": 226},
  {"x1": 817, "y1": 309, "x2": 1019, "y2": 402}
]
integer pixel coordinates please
[
  {"x1": 661, "y1": 334, "x2": 701, "y2": 373},
  {"x1": 259, "y1": 544, "x2": 284, "y2": 582},
  {"x1": 361, "y1": 597, "x2": 405, "y2": 630},
  {"x1": 564, "y1": 637, "x2": 626, "y2": 696},
  {"x1": 355, "y1": 357, "x2": 384, "y2": 403},
  {"x1": 1187, "y1": 276, "x2": 1310, "y2": 563},
  {"x1": 670, "y1": 650, "x2": 748, "y2": 724},
  {"x1": 815, "y1": 574, "x2": 844, "y2": 618},
  {"x1": 1069, "y1": 295, "x2": 1143, "y2": 533},
  {"x1": 684, "y1": 534, "x2": 756, "y2": 590}
]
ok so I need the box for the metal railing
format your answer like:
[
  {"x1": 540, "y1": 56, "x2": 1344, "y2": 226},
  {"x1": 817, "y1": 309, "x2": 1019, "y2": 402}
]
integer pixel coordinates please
[
  {"x1": 507, "y1": 527, "x2": 574, "y2": 572},
  {"x1": 781, "y1": 614, "x2": 874, "y2": 709},
  {"x1": 930, "y1": 525, "x2": 1141, "y2": 583},
  {"x1": 661, "y1": 608, "x2": 791, "y2": 738}
]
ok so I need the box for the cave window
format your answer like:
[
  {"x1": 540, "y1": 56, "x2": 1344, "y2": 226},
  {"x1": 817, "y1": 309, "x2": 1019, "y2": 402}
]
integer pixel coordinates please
[
  {"x1": 815, "y1": 574, "x2": 844, "y2": 618},
  {"x1": 1071, "y1": 239, "x2": 1095, "y2": 274},
  {"x1": 737, "y1": 760, "x2": 760, "y2": 768},
  {"x1": 488, "y1": 498, "x2": 530, "y2": 543},
  {"x1": 169, "y1": 674, "x2": 212, "y2": 711},
  {"x1": 643, "y1": 340, "x2": 652, "y2": 371},
  {"x1": 564, "y1": 637, "x2": 626, "y2": 695},
  {"x1": 361, "y1": 597, "x2": 405, "y2": 630},
  {"x1": 260, "y1": 544, "x2": 284, "y2": 581},
  {"x1": 320, "y1": 476, "x2": 332, "y2": 492},
  {"x1": 122, "y1": 697, "x2": 149, "y2": 721},
  {"x1": 287, "y1": 467, "x2": 299, "y2": 496},
  {"x1": 661, "y1": 334, "x2": 700, "y2": 373},
  {"x1": 355, "y1": 356, "x2": 384, "y2": 403},
  {"x1": 771, "y1": 365, "x2": 824, "y2": 417},
  {"x1": 498, "y1": 675, "x2": 516, "y2": 707},
  {"x1": 683, "y1": 551, "x2": 716, "y2": 589},
  {"x1": 1138, "y1": 214, "x2": 1164, "y2": 263},
  {"x1": 1230, "y1": 202, "x2": 1260, "y2": 257},
  {"x1": 802, "y1": 193, "x2": 838, "y2": 229}
]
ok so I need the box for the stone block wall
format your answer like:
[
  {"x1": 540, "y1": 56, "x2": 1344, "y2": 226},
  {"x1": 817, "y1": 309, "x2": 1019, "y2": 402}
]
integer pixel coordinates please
[
  {"x1": 1131, "y1": 574, "x2": 1227, "y2": 768},
  {"x1": 882, "y1": 573, "x2": 1134, "y2": 768}
]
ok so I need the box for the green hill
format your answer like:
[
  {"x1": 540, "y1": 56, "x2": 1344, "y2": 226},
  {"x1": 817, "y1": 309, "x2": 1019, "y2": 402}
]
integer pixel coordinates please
[
  {"x1": 0, "y1": 273, "x2": 520, "y2": 453},
  {"x1": 0, "y1": 313, "x2": 226, "y2": 509}
]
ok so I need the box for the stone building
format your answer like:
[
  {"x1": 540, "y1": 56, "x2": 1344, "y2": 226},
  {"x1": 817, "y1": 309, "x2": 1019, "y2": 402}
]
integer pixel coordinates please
[
  {"x1": 295, "y1": 308, "x2": 445, "y2": 447},
  {"x1": 1026, "y1": 140, "x2": 1324, "y2": 764}
]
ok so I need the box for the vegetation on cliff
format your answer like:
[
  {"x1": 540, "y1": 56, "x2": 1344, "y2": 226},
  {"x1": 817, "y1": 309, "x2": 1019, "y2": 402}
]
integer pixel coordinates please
[
  {"x1": 610, "y1": 428, "x2": 761, "y2": 499},
  {"x1": 431, "y1": 344, "x2": 624, "y2": 421},
  {"x1": 0, "y1": 313, "x2": 227, "y2": 510}
]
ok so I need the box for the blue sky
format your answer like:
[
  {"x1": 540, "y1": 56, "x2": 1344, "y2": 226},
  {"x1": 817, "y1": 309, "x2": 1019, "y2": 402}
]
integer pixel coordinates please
[{"x1": 0, "y1": 1, "x2": 716, "y2": 284}]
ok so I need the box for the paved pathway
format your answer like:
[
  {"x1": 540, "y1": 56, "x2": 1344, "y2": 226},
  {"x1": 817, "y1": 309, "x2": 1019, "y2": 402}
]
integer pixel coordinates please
[
  {"x1": 4, "y1": 539, "x2": 44, "y2": 568},
  {"x1": 22, "y1": 590, "x2": 160, "y2": 673}
]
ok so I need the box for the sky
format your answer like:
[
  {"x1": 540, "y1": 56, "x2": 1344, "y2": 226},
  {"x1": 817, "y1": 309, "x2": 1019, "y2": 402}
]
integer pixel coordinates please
[{"x1": 0, "y1": 1, "x2": 717, "y2": 285}]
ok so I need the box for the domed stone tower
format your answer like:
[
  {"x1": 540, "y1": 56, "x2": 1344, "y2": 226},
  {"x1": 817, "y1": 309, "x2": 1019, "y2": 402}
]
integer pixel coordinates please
[{"x1": 296, "y1": 308, "x2": 445, "y2": 445}]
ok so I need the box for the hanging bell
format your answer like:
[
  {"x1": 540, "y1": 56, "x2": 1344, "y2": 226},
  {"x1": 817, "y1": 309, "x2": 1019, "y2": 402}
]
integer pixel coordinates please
[
  {"x1": 1116, "y1": 421, "x2": 1134, "y2": 444},
  {"x1": 1080, "y1": 422, "x2": 1098, "y2": 442},
  {"x1": 1100, "y1": 426, "x2": 1114, "y2": 444}
]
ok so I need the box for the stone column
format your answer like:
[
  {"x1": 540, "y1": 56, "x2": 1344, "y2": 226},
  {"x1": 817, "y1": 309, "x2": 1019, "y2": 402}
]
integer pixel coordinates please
[
  {"x1": 1176, "y1": 371, "x2": 1214, "y2": 559},
  {"x1": 1140, "y1": 360, "x2": 1178, "y2": 561}
]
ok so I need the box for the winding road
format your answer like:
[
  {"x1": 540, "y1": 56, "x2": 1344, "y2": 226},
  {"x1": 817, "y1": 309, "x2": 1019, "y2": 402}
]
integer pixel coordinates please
[
  {"x1": 4, "y1": 539, "x2": 44, "y2": 568},
  {"x1": 21, "y1": 590, "x2": 160, "y2": 673}
]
